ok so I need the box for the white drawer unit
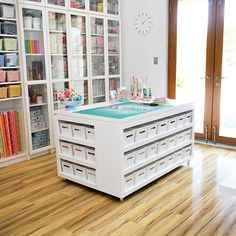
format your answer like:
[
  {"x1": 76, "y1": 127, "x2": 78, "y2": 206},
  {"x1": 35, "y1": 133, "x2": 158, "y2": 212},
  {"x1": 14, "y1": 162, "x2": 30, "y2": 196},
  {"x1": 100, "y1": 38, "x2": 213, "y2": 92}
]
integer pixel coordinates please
[
  {"x1": 135, "y1": 148, "x2": 147, "y2": 164},
  {"x1": 74, "y1": 165, "x2": 86, "y2": 180},
  {"x1": 61, "y1": 161, "x2": 73, "y2": 175},
  {"x1": 72, "y1": 125, "x2": 86, "y2": 139},
  {"x1": 73, "y1": 144, "x2": 86, "y2": 160},
  {"x1": 55, "y1": 101, "x2": 194, "y2": 200},
  {"x1": 60, "y1": 141, "x2": 73, "y2": 157},
  {"x1": 60, "y1": 122, "x2": 72, "y2": 137},
  {"x1": 135, "y1": 126, "x2": 147, "y2": 142}
]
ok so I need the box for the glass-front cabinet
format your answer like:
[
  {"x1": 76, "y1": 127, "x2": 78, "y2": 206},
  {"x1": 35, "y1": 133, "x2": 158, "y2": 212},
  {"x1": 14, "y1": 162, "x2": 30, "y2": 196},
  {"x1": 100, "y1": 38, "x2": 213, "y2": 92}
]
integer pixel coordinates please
[
  {"x1": 90, "y1": 0, "x2": 104, "y2": 13},
  {"x1": 107, "y1": 0, "x2": 119, "y2": 15},
  {"x1": 20, "y1": 6, "x2": 52, "y2": 153},
  {"x1": 47, "y1": 0, "x2": 66, "y2": 8},
  {"x1": 70, "y1": 0, "x2": 86, "y2": 10}
]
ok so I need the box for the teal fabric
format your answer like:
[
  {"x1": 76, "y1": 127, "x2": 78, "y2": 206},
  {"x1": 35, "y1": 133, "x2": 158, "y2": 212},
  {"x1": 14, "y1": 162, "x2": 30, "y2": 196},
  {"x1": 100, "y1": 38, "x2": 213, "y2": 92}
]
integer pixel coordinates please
[{"x1": 75, "y1": 102, "x2": 172, "y2": 119}]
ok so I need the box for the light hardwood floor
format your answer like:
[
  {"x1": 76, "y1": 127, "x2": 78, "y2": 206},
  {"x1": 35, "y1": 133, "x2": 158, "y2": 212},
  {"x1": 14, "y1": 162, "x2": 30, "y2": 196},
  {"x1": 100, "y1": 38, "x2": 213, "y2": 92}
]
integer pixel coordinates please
[{"x1": 0, "y1": 144, "x2": 236, "y2": 236}]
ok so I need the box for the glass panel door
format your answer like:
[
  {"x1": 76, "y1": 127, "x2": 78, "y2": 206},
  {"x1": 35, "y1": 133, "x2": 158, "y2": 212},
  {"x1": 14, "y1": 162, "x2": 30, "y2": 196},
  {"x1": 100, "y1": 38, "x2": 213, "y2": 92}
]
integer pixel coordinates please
[
  {"x1": 70, "y1": 0, "x2": 86, "y2": 10},
  {"x1": 47, "y1": 0, "x2": 65, "y2": 7},
  {"x1": 107, "y1": 0, "x2": 119, "y2": 15},
  {"x1": 92, "y1": 78, "x2": 105, "y2": 103},
  {"x1": 90, "y1": 0, "x2": 104, "y2": 13}
]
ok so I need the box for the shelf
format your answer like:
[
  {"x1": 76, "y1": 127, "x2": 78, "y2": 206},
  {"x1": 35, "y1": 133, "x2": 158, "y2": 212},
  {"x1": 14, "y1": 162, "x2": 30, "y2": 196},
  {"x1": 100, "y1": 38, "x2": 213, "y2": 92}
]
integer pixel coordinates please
[
  {"x1": 24, "y1": 28, "x2": 43, "y2": 32},
  {"x1": 72, "y1": 54, "x2": 86, "y2": 56},
  {"x1": 91, "y1": 33, "x2": 104, "y2": 36},
  {"x1": 27, "y1": 80, "x2": 47, "y2": 85},
  {"x1": 49, "y1": 30, "x2": 66, "y2": 33},
  {"x1": 0, "y1": 153, "x2": 27, "y2": 168},
  {"x1": 108, "y1": 34, "x2": 119, "y2": 37},
  {"x1": 92, "y1": 54, "x2": 104, "y2": 56},
  {"x1": 26, "y1": 53, "x2": 44, "y2": 56},
  {"x1": 108, "y1": 53, "x2": 119, "y2": 57},
  {"x1": 124, "y1": 123, "x2": 194, "y2": 152},
  {"x1": 0, "y1": 66, "x2": 19, "y2": 69},
  {"x1": 51, "y1": 54, "x2": 67, "y2": 56},
  {"x1": 0, "y1": 50, "x2": 18, "y2": 53},
  {"x1": 52, "y1": 78, "x2": 69, "y2": 83},
  {"x1": 58, "y1": 135, "x2": 95, "y2": 148},
  {"x1": 123, "y1": 156, "x2": 192, "y2": 197},
  {"x1": 29, "y1": 102, "x2": 47, "y2": 107},
  {"x1": 31, "y1": 127, "x2": 49, "y2": 133},
  {"x1": 58, "y1": 154, "x2": 95, "y2": 169},
  {"x1": 0, "y1": 17, "x2": 17, "y2": 22},
  {"x1": 0, "y1": 81, "x2": 21, "y2": 85},
  {"x1": 124, "y1": 140, "x2": 193, "y2": 175},
  {"x1": 0, "y1": 96, "x2": 22, "y2": 102},
  {"x1": 93, "y1": 95, "x2": 105, "y2": 98},
  {"x1": 0, "y1": 34, "x2": 18, "y2": 38}
]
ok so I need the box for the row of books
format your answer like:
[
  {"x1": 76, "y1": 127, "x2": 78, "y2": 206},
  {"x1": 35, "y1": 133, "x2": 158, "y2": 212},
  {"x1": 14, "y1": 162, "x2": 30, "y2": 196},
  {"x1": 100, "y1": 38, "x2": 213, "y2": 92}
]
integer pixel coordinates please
[
  {"x1": 0, "y1": 110, "x2": 23, "y2": 158},
  {"x1": 50, "y1": 33, "x2": 67, "y2": 54},
  {"x1": 25, "y1": 40, "x2": 41, "y2": 54}
]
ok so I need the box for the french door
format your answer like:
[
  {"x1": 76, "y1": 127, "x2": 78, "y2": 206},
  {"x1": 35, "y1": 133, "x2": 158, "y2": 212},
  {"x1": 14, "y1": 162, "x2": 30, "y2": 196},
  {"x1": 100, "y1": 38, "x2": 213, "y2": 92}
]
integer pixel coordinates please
[{"x1": 168, "y1": 0, "x2": 236, "y2": 145}]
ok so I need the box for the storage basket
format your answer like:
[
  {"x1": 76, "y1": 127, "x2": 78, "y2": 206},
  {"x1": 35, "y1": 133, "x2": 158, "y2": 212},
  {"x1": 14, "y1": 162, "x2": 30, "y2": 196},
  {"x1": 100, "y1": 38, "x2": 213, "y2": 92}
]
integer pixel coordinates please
[
  {"x1": 0, "y1": 69, "x2": 6, "y2": 82},
  {"x1": 1, "y1": 21, "x2": 17, "y2": 35},
  {"x1": 3, "y1": 38, "x2": 17, "y2": 51},
  {"x1": 0, "y1": 4, "x2": 15, "y2": 18},
  {"x1": 6, "y1": 70, "x2": 19, "y2": 82},
  {"x1": 0, "y1": 86, "x2": 7, "y2": 98},
  {"x1": 0, "y1": 55, "x2": 4, "y2": 67},
  {"x1": 8, "y1": 84, "x2": 21, "y2": 97},
  {"x1": 5, "y1": 53, "x2": 18, "y2": 67}
]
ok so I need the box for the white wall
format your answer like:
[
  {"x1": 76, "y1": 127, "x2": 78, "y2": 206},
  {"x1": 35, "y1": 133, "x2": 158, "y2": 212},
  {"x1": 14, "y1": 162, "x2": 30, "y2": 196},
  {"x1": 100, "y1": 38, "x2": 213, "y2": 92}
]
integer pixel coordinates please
[{"x1": 121, "y1": 0, "x2": 168, "y2": 97}]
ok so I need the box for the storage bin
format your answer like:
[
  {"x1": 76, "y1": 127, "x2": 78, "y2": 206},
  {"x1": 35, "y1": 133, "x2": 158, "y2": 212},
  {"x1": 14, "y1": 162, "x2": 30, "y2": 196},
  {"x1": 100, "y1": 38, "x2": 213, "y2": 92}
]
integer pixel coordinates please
[
  {"x1": 72, "y1": 124, "x2": 85, "y2": 139},
  {"x1": 135, "y1": 148, "x2": 147, "y2": 164},
  {"x1": 85, "y1": 127, "x2": 95, "y2": 141},
  {"x1": 6, "y1": 70, "x2": 19, "y2": 82},
  {"x1": 30, "y1": 107, "x2": 42, "y2": 117},
  {"x1": 124, "y1": 174, "x2": 134, "y2": 190},
  {"x1": 167, "y1": 136, "x2": 176, "y2": 149},
  {"x1": 183, "y1": 146, "x2": 192, "y2": 159},
  {"x1": 135, "y1": 168, "x2": 146, "y2": 184},
  {"x1": 60, "y1": 141, "x2": 73, "y2": 157},
  {"x1": 0, "y1": 55, "x2": 4, "y2": 67},
  {"x1": 73, "y1": 144, "x2": 86, "y2": 160},
  {"x1": 146, "y1": 143, "x2": 157, "y2": 158},
  {"x1": 146, "y1": 163, "x2": 156, "y2": 178},
  {"x1": 124, "y1": 130, "x2": 135, "y2": 146},
  {"x1": 61, "y1": 160, "x2": 73, "y2": 175},
  {"x1": 184, "y1": 129, "x2": 192, "y2": 142},
  {"x1": 185, "y1": 112, "x2": 193, "y2": 124},
  {"x1": 156, "y1": 159, "x2": 167, "y2": 173},
  {"x1": 158, "y1": 140, "x2": 167, "y2": 153},
  {"x1": 33, "y1": 141, "x2": 47, "y2": 150},
  {"x1": 0, "y1": 86, "x2": 7, "y2": 98},
  {"x1": 86, "y1": 168, "x2": 96, "y2": 183},
  {"x1": 124, "y1": 152, "x2": 135, "y2": 168},
  {"x1": 176, "y1": 133, "x2": 185, "y2": 146},
  {"x1": 31, "y1": 115, "x2": 44, "y2": 124},
  {"x1": 74, "y1": 165, "x2": 86, "y2": 180},
  {"x1": 8, "y1": 84, "x2": 21, "y2": 97},
  {"x1": 31, "y1": 121, "x2": 46, "y2": 130},
  {"x1": 167, "y1": 154, "x2": 176, "y2": 166},
  {"x1": 158, "y1": 120, "x2": 168, "y2": 134},
  {"x1": 0, "y1": 4, "x2": 15, "y2": 18},
  {"x1": 1, "y1": 21, "x2": 17, "y2": 35},
  {"x1": 0, "y1": 39, "x2": 2, "y2": 50},
  {"x1": 168, "y1": 117, "x2": 177, "y2": 130},
  {"x1": 86, "y1": 148, "x2": 95, "y2": 163},
  {"x1": 175, "y1": 150, "x2": 184, "y2": 162},
  {"x1": 3, "y1": 38, "x2": 17, "y2": 51},
  {"x1": 0, "y1": 70, "x2": 6, "y2": 82},
  {"x1": 176, "y1": 115, "x2": 185, "y2": 127},
  {"x1": 59, "y1": 122, "x2": 72, "y2": 137},
  {"x1": 147, "y1": 122, "x2": 157, "y2": 138},
  {"x1": 5, "y1": 53, "x2": 18, "y2": 67},
  {"x1": 135, "y1": 126, "x2": 147, "y2": 142},
  {"x1": 32, "y1": 136, "x2": 47, "y2": 144}
]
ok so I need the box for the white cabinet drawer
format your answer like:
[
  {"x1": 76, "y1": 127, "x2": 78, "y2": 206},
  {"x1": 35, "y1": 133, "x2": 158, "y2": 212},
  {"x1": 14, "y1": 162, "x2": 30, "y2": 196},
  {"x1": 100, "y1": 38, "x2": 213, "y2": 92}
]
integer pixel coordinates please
[
  {"x1": 158, "y1": 140, "x2": 167, "y2": 153},
  {"x1": 85, "y1": 127, "x2": 95, "y2": 141},
  {"x1": 86, "y1": 168, "x2": 96, "y2": 183},
  {"x1": 176, "y1": 133, "x2": 185, "y2": 146},
  {"x1": 184, "y1": 146, "x2": 192, "y2": 159},
  {"x1": 124, "y1": 152, "x2": 135, "y2": 168},
  {"x1": 176, "y1": 150, "x2": 184, "y2": 162},
  {"x1": 158, "y1": 120, "x2": 168, "y2": 134},
  {"x1": 147, "y1": 123, "x2": 157, "y2": 138},
  {"x1": 60, "y1": 122, "x2": 72, "y2": 137},
  {"x1": 168, "y1": 117, "x2": 177, "y2": 130},
  {"x1": 167, "y1": 154, "x2": 176, "y2": 166},
  {"x1": 146, "y1": 143, "x2": 157, "y2": 158},
  {"x1": 185, "y1": 112, "x2": 193, "y2": 124},
  {"x1": 184, "y1": 129, "x2": 192, "y2": 141},
  {"x1": 135, "y1": 148, "x2": 147, "y2": 164},
  {"x1": 156, "y1": 159, "x2": 167, "y2": 173},
  {"x1": 86, "y1": 148, "x2": 95, "y2": 163},
  {"x1": 146, "y1": 163, "x2": 156, "y2": 178},
  {"x1": 124, "y1": 130, "x2": 135, "y2": 146},
  {"x1": 60, "y1": 141, "x2": 73, "y2": 157},
  {"x1": 73, "y1": 144, "x2": 86, "y2": 160},
  {"x1": 135, "y1": 126, "x2": 147, "y2": 142},
  {"x1": 176, "y1": 115, "x2": 185, "y2": 127},
  {"x1": 74, "y1": 165, "x2": 86, "y2": 180},
  {"x1": 167, "y1": 136, "x2": 176, "y2": 149},
  {"x1": 135, "y1": 168, "x2": 146, "y2": 184},
  {"x1": 125, "y1": 175, "x2": 134, "y2": 190},
  {"x1": 61, "y1": 161, "x2": 73, "y2": 175},
  {"x1": 72, "y1": 125, "x2": 85, "y2": 139}
]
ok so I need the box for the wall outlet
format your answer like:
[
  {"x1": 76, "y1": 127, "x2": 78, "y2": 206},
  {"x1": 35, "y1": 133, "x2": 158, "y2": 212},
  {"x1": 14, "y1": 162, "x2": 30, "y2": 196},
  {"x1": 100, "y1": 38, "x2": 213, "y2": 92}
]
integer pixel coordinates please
[{"x1": 154, "y1": 57, "x2": 158, "y2": 65}]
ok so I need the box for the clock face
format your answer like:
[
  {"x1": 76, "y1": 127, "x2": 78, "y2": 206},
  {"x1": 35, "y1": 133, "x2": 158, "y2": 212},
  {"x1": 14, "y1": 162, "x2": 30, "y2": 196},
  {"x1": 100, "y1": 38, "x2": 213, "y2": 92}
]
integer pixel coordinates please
[{"x1": 135, "y1": 12, "x2": 152, "y2": 35}]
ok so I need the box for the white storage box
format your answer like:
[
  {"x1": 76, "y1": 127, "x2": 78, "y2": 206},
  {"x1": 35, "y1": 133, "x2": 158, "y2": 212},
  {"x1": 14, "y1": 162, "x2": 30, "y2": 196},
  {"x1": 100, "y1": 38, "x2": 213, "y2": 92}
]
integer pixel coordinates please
[
  {"x1": 0, "y1": 4, "x2": 15, "y2": 18},
  {"x1": 73, "y1": 144, "x2": 86, "y2": 160},
  {"x1": 124, "y1": 130, "x2": 135, "y2": 146},
  {"x1": 86, "y1": 168, "x2": 96, "y2": 183},
  {"x1": 146, "y1": 143, "x2": 157, "y2": 158},
  {"x1": 168, "y1": 117, "x2": 177, "y2": 130},
  {"x1": 135, "y1": 126, "x2": 147, "y2": 142},
  {"x1": 86, "y1": 148, "x2": 95, "y2": 163},
  {"x1": 72, "y1": 124, "x2": 85, "y2": 139},
  {"x1": 85, "y1": 127, "x2": 95, "y2": 141},
  {"x1": 158, "y1": 140, "x2": 167, "y2": 153},
  {"x1": 60, "y1": 141, "x2": 73, "y2": 156},
  {"x1": 184, "y1": 146, "x2": 192, "y2": 159},
  {"x1": 74, "y1": 165, "x2": 86, "y2": 179},
  {"x1": 124, "y1": 174, "x2": 134, "y2": 190},
  {"x1": 184, "y1": 129, "x2": 192, "y2": 142},
  {"x1": 135, "y1": 168, "x2": 146, "y2": 184},
  {"x1": 61, "y1": 161, "x2": 73, "y2": 175},
  {"x1": 31, "y1": 121, "x2": 46, "y2": 130},
  {"x1": 135, "y1": 148, "x2": 147, "y2": 164},
  {"x1": 147, "y1": 123, "x2": 157, "y2": 138},
  {"x1": 176, "y1": 133, "x2": 185, "y2": 146},
  {"x1": 167, "y1": 154, "x2": 176, "y2": 166},
  {"x1": 177, "y1": 115, "x2": 185, "y2": 127},
  {"x1": 185, "y1": 112, "x2": 193, "y2": 124},
  {"x1": 158, "y1": 120, "x2": 168, "y2": 134},
  {"x1": 60, "y1": 122, "x2": 72, "y2": 137},
  {"x1": 146, "y1": 163, "x2": 156, "y2": 178},
  {"x1": 176, "y1": 150, "x2": 184, "y2": 162},
  {"x1": 167, "y1": 136, "x2": 176, "y2": 149},
  {"x1": 156, "y1": 159, "x2": 167, "y2": 173},
  {"x1": 124, "y1": 152, "x2": 135, "y2": 168}
]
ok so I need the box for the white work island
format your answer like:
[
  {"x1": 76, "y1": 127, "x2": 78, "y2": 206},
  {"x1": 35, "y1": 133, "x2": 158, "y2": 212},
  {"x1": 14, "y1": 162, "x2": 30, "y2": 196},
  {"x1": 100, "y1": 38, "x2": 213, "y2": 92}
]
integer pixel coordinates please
[{"x1": 54, "y1": 101, "x2": 194, "y2": 200}]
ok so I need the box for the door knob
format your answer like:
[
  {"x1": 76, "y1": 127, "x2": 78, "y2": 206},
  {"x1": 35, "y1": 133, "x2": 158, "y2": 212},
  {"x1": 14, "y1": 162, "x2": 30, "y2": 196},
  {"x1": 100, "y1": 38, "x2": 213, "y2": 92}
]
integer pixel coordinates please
[{"x1": 200, "y1": 76, "x2": 211, "y2": 80}]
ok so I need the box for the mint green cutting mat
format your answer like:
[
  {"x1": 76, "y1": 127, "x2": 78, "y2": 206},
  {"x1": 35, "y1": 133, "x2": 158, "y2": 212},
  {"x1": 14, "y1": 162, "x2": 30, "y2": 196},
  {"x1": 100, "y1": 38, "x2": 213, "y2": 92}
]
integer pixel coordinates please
[{"x1": 75, "y1": 102, "x2": 172, "y2": 119}]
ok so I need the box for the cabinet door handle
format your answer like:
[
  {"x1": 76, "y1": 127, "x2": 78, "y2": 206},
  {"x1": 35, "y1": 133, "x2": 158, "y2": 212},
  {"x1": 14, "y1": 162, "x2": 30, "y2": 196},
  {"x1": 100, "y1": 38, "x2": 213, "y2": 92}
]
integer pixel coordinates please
[{"x1": 200, "y1": 76, "x2": 211, "y2": 80}]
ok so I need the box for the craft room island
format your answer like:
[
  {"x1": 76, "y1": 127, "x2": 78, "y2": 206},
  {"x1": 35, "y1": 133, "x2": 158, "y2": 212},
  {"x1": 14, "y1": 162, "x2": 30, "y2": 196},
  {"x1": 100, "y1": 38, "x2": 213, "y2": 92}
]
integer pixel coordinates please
[{"x1": 55, "y1": 101, "x2": 194, "y2": 200}]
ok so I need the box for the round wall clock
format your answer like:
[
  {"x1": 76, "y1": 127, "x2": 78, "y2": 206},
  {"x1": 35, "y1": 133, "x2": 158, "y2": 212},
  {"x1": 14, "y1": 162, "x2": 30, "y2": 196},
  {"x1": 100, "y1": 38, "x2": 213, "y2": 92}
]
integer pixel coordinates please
[{"x1": 134, "y1": 12, "x2": 153, "y2": 35}]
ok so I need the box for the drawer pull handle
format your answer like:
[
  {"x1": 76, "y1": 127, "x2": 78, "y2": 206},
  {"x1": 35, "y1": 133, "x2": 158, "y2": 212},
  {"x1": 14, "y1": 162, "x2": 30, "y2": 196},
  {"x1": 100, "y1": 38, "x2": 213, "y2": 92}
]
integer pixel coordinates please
[
  {"x1": 126, "y1": 134, "x2": 133, "y2": 138},
  {"x1": 138, "y1": 152, "x2": 145, "y2": 155},
  {"x1": 161, "y1": 143, "x2": 166, "y2": 146},
  {"x1": 150, "y1": 167, "x2": 155, "y2": 170},
  {"x1": 151, "y1": 147, "x2": 156, "y2": 150},
  {"x1": 62, "y1": 146, "x2": 69, "y2": 149},
  {"x1": 76, "y1": 169, "x2": 83, "y2": 172},
  {"x1": 170, "y1": 121, "x2": 175, "y2": 124},
  {"x1": 179, "y1": 118, "x2": 184, "y2": 121},
  {"x1": 88, "y1": 152, "x2": 95, "y2": 156},
  {"x1": 63, "y1": 165, "x2": 70, "y2": 168},
  {"x1": 161, "y1": 124, "x2": 166, "y2": 127},
  {"x1": 150, "y1": 127, "x2": 156, "y2": 130},
  {"x1": 75, "y1": 149, "x2": 82, "y2": 152},
  {"x1": 139, "y1": 130, "x2": 146, "y2": 134},
  {"x1": 139, "y1": 172, "x2": 145, "y2": 176},
  {"x1": 62, "y1": 126, "x2": 68, "y2": 129},
  {"x1": 160, "y1": 162, "x2": 165, "y2": 165}
]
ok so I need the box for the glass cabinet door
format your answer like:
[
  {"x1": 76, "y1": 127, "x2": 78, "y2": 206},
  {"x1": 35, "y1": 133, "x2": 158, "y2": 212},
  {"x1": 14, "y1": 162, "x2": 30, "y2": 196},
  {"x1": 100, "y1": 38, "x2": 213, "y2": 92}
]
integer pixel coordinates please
[
  {"x1": 70, "y1": 0, "x2": 86, "y2": 10},
  {"x1": 52, "y1": 81, "x2": 69, "y2": 110},
  {"x1": 107, "y1": 0, "x2": 119, "y2": 15},
  {"x1": 90, "y1": 17, "x2": 105, "y2": 76},
  {"x1": 74, "y1": 80, "x2": 89, "y2": 105},
  {"x1": 90, "y1": 0, "x2": 104, "y2": 13},
  {"x1": 108, "y1": 19, "x2": 120, "y2": 76},
  {"x1": 47, "y1": 0, "x2": 65, "y2": 7},
  {"x1": 92, "y1": 79, "x2": 105, "y2": 103}
]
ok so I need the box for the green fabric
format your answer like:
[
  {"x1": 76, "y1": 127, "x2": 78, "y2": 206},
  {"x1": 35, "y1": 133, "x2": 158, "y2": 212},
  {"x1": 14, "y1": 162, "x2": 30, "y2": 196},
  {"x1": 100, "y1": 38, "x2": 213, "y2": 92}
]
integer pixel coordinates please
[{"x1": 75, "y1": 102, "x2": 172, "y2": 119}]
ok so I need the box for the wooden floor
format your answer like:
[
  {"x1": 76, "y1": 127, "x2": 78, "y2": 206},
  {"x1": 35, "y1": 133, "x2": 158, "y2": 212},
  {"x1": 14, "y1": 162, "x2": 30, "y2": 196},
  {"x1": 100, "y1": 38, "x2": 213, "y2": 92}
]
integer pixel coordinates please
[{"x1": 0, "y1": 144, "x2": 236, "y2": 236}]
